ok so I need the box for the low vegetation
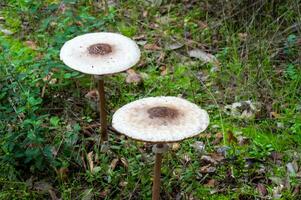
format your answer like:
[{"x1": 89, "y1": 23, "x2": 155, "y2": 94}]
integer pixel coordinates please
[{"x1": 0, "y1": 0, "x2": 300, "y2": 199}]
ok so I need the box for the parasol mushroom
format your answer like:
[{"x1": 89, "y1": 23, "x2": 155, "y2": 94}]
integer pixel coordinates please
[
  {"x1": 112, "y1": 96, "x2": 209, "y2": 200},
  {"x1": 60, "y1": 32, "x2": 140, "y2": 144}
]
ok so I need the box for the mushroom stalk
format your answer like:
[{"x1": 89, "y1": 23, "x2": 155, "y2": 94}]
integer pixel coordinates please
[
  {"x1": 152, "y1": 143, "x2": 169, "y2": 200},
  {"x1": 98, "y1": 78, "x2": 108, "y2": 142},
  {"x1": 152, "y1": 152, "x2": 162, "y2": 200}
]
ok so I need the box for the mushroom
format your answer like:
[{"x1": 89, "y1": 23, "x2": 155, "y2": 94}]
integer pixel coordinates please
[
  {"x1": 112, "y1": 96, "x2": 209, "y2": 199},
  {"x1": 60, "y1": 32, "x2": 140, "y2": 144}
]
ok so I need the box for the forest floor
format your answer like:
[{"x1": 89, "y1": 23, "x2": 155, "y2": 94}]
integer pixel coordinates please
[{"x1": 0, "y1": 0, "x2": 301, "y2": 199}]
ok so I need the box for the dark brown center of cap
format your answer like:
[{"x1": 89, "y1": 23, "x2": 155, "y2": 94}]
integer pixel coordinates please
[
  {"x1": 147, "y1": 106, "x2": 179, "y2": 119},
  {"x1": 88, "y1": 43, "x2": 112, "y2": 55}
]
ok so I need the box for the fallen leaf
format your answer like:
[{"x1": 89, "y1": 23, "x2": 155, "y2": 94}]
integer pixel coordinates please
[
  {"x1": 212, "y1": 132, "x2": 223, "y2": 145},
  {"x1": 136, "y1": 40, "x2": 147, "y2": 46},
  {"x1": 224, "y1": 100, "x2": 261, "y2": 120},
  {"x1": 110, "y1": 158, "x2": 119, "y2": 170},
  {"x1": 165, "y1": 42, "x2": 184, "y2": 50},
  {"x1": 215, "y1": 146, "x2": 231, "y2": 156},
  {"x1": 208, "y1": 153, "x2": 225, "y2": 162},
  {"x1": 272, "y1": 184, "x2": 284, "y2": 199},
  {"x1": 171, "y1": 143, "x2": 180, "y2": 151},
  {"x1": 133, "y1": 34, "x2": 146, "y2": 40},
  {"x1": 286, "y1": 162, "x2": 296, "y2": 175},
  {"x1": 238, "y1": 33, "x2": 248, "y2": 41},
  {"x1": 57, "y1": 167, "x2": 68, "y2": 180},
  {"x1": 85, "y1": 90, "x2": 99, "y2": 100},
  {"x1": 270, "y1": 111, "x2": 281, "y2": 118},
  {"x1": 142, "y1": 10, "x2": 148, "y2": 18},
  {"x1": 198, "y1": 21, "x2": 208, "y2": 29},
  {"x1": 120, "y1": 157, "x2": 128, "y2": 168},
  {"x1": 183, "y1": 153, "x2": 191, "y2": 163},
  {"x1": 99, "y1": 189, "x2": 109, "y2": 198},
  {"x1": 160, "y1": 66, "x2": 168, "y2": 76},
  {"x1": 157, "y1": 52, "x2": 165, "y2": 63},
  {"x1": 199, "y1": 133, "x2": 212, "y2": 139},
  {"x1": 87, "y1": 151, "x2": 94, "y2": 173},
  {"x1": 33, "y1": 180, "x2": 53, "y2": 192},
  {"x1": 144, "y1": 43, "x2": 161, "y2": 51},
  {"x1": 191, "y1": 141, "x2": 205, "y2": 153},
  {"x1": 188, "y1": 49, "x2": 219, "y2": 65},
  {"x1": 126, "y1": 69, "x2": 142, "y2": 84},
  {"x1": 257, "y1": 183, "x2": 268, "y2": 197},
  {"x1": 25, "y1": 40, "x2": 38, "y2": 50},
  {"x1": 48, "y1": 189, "x2": 59, "y2": 200},
  {"x1": 204, "y1": 179, "x2": 216, "y2": 187},
  {"x1": 119, "y1": 181, "x2": 128, "y2": 187},
  {"x1": 201, "y1": 155, "x2": 218, "y2": 165},
  {"x1": 200, "y1": 164, "x2": 216, "y2": 173},
  {"x1": 270, "y1": 151, "x2": 283, "y2": 163},
  {"x1": 81, "y1": 188, "x2": 93, "y2": 200},
  {"x1": 237, "y1": 135, "x2": 249, "y2": 146}
]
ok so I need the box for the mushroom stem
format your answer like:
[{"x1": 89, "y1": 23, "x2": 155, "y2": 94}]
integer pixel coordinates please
[
  {"x1": 152, "y1": 151, "x2": 162, "y2": 200},
  {"x1": 152, "y1": 143, "x2": 169, "y2": 200},
  {"x1": 98, "y1": 78, "x2": 108, "y2": 142}
]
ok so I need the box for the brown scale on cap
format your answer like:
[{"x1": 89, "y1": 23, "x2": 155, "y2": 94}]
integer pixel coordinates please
[
  {"x1": 88, "y1": 43, "x2": 112, "y2": 55},
  {"x1": 147, "y1": 106, "x2": 179, "y2": 119}
]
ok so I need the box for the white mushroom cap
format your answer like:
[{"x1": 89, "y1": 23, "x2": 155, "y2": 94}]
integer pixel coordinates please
[
  {"x1": 60, "y1": 32, "x2": 140, "y2": 75},
  {"x1": 112, "y1": 96, "x2": 209, "y2": 143}
]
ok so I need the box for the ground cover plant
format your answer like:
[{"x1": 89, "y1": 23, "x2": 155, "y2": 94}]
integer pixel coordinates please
[{"x1": 0, "y1": 0, "x2": 300, "y2": 199}]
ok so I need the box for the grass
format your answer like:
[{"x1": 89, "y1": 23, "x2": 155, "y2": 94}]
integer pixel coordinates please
[{"x1": 0, "y1": 0, "x2": 301, "y2": 199}]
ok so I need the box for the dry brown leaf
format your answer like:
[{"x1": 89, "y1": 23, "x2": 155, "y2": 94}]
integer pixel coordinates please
[
  {"x1": 257, "y1": 183, "x2": 268, "y2": 197},
  {"x1": 120, "y1": 157, "x2": 128, "y2": 169},
  {"x1": 201, "y1": 155, "x2": 218, "y2": 165},
  {"x1": 192, "y1": 141, "x2": 205, "y2": 153},
  {"x1": 237, "y1": 136, "x2": 249, "y2": 146},
  {"x1": 143, "y1": 10, "x2": 148, "y2": 18},
  {"x1": 199, "y1": 133, "x2": 212, "y2": 139},
  {"x1": 204, "y1": 179, "x2": 216, "y2": 187},
  {"x1": 33, "y1": 180, "x2": 53, "y2": 192},
  {"x1": 270, "y1": 111, "x2": 281, "y2": 118},
  {"x1": 110, "y1": 158, "x2": 119, "y2": 170},
  {"x1": 144, "y1": 43, "x2": 161, "y2": 51},
  {"x1": 198, "y1": 21, "x2": 208, "y2": 29},
  {"x1": 43, "y1": 72, "x2": 53, "y2": 82},
  {"x1": 160, "y1": 66, "x2": 168, "y2": 76},
  {"x1": 57, "y1": 167, "x2": 68, "y2": 180},
  {"x1": 208, "y1": 153, "x2": 225, "y2": 162},
  {"x1": 133, "y1": 34, "x2": 146, "y2": 40},
  {"x1": 85, "y1": 89, "x2": 99, "y2": 100},
  {"x1": 48, "y1": 189, "x2": 59, "y2": 200},
  {"x1": 100, "y1": 189, "x2": 109, "y2": 198},
  {"x1": 87, "y1": 151, "x2": 94, "y2": 173},
  {"x1": 227, "y1": 131, "x2": 238, "y2": 144},
  {"x1": 200, "y1": 164, "x2": 216, "y2": 173},
  {"x1": 183, "y1": 153, "x2": 191, "y2": 163},
  {"x1": 119, "y1": 181, "x2": 128, "y2": 187},
  {"x1": 238, "y1": 33, "x2": 248, "y2": 41},
  {"x1": 188, "y1": 49, "x2": 220, "y2": 66},
  {"x1": 126, "y1": 69, "x2": 142, "y2": 84},
  {"x1": 157, "y1": 52, "x2": 165, "y2": 63},
  {"x1": 25, "y1": 41, "x2": 38, "y2": 50},
  {"x1": 171, "y1": 143, "x2": 180, "y2": 151},
  {"x1": 270, "y1": 151, "x2": 283, "y2": 162},
  {"x1": 212, "y1": 132, "x2": 223, "y2": 145}
]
